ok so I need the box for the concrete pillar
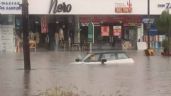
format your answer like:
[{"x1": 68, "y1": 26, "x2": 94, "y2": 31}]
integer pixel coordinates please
[{"x1": 74, "y1": 16, "x2": 80, "y2": 43}]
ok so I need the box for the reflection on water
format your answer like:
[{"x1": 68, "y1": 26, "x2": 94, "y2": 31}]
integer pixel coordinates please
[
  {"x1": 23, "y1": 70, "x2": 30, "y2": 96},
  {"x1": 0, "y1": 51, "x2": 171, "y2": 96},
  {"x1": 144, "y1": 57, "x2": 171, "y2": 96}
]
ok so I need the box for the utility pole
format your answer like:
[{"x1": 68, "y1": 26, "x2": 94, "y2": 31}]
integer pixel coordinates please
[
  {"x1": 145, "y1": 0, "x2": 155, "y2": 56},
  {"x1": 22, "y1": 0, "x2": 31, "y2": 70},
  {"x1": 147, "y1": 0, "x2": 150, "y2": 49}
]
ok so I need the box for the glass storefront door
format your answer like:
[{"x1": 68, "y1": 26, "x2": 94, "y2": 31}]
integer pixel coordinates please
[{"x1": 124, "y1": 26, "x2": 137, "y2": 49}]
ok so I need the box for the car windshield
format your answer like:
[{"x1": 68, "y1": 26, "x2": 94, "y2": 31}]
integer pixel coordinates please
[
  {"x1": 101, "y1": 53, "x2": 116, "y2": 60},
  {"x1": 76, "y1": 53, "x2": 89, "y2": 61},
  {"x1": 84, "y1": 53, "x2": 101, "y2": 62},
  {"x1": 82, "y1": 53, "x2": 92, "y2": 61}
]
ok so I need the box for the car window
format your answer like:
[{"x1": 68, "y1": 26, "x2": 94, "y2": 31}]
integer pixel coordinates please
[
  {"x1": 84, "y1": 54, "x2": 100, "y2": 62},
  {"x1": 101, "y1": 53, "x2": 116, "y2": 60},
  {"x1": 117, "y1": 53, "x2": 128, "y2": 59}
]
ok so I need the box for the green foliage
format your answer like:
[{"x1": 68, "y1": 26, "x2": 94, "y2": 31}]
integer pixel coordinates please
[
  {"x1": 162, "y1": 39, "x2": 169, "y2": 49},
  {"x1": 162, "y1": 38, "x2": 171, "y2": 50},
  {"x1": 156, "y1": 10, "x2": 171, "y2": 35},
  {"x1": 156, "y1": 10, "x2": 171, "y2": 50}
]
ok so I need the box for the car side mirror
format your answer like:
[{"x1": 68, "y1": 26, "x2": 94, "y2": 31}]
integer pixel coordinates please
[
  {"x1": 75, "y1": 58, "x2": 80, "y2": 62},
  {"x1": 101, "y1": 59, "x2": 107, "y2": 64}
]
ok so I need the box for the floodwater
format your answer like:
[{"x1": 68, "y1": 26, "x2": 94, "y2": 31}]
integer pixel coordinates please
[{"x1": 0, "y1": 50, "x2": 171, "y2": 96}]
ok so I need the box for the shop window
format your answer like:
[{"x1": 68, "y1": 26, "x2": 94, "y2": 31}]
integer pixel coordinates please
[{"x1": 0, "y1": 15, "x2": 14, "y2": 25}]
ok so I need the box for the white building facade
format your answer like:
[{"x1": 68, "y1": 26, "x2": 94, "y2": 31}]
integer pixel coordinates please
[{"x1": 0, "y1": 0, "x2": 170, "y2": 52}]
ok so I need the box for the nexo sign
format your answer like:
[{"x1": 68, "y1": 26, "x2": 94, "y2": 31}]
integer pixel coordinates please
[{"x1": 49, "y1": 0, "x2": 72, "y2": 14}]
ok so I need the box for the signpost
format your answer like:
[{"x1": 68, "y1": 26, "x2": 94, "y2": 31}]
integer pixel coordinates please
[{"x1": 88, "y1": 22, "x2": 94, "y2": 53}]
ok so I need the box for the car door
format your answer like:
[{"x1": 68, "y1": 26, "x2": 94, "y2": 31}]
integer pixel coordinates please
[
  {"x1": 83, "y1": 53, "x2": 101, "y2": 64},
  {"x1": 115, "y1": 52, "x2": 130, "y2": 64}
]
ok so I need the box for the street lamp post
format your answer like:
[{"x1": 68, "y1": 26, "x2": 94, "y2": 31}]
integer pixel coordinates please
[
  {"x1": 144, "y1": 0, "x2": 155, "y2": 56},
  {"x1": 147, "y1": 0, "x2": 150, "y2": 49},
  {"x1": 22, "y1": 0, "x2": 31, "y2": 70}
]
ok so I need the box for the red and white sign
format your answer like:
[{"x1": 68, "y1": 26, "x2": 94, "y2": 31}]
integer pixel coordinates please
[
  {"x1": 115, "y1": 0, "x2": 132, "y2": 13},
  {"x1": 113, "y1": 26, "x2": 122, "y2": 36},
  {"x1": 101, "y1": 26, "x2": 109, "y2": 36},
  {"x1": 41, "y1": 16, "x2": 48, "y2": 33}
]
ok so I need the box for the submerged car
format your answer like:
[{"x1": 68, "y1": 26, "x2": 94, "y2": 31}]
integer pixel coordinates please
[{"x1": 71, "y1": 51, "x2": 134, "y2": 64}]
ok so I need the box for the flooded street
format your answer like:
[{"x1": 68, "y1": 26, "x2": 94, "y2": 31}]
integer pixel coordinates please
[{"x1": 0, "y1": 51, "x2": 171, "y2": 96}]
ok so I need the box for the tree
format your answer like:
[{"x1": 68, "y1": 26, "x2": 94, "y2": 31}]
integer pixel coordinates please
[
  {"x1": 156, "y1": 10, "x2": 171, "y2": 52},
  {"x1": 156, "y1": 10, "x2": 171, "y2": 36}
]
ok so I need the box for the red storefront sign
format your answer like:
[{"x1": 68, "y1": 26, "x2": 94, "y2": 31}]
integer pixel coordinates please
[
  {"x1": 101, "y1": 26, "x2": 109, "y2": 36},
  {"x1": 113, "y1": 26, "x2": 122, "y2": 36},
  {"x1": 80, "y1": 16, "x2": 142, "y2": 25}
]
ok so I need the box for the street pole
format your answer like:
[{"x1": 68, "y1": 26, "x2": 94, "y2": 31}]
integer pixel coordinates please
[
  {"x1": 22, "y1": 0, "x2": 31, "y2": 70},
  {"x1": 145, "y1": 0, "x2": 155, "y2": 56},
  {"x1": 147, "y1": 0, "x2": 150, "y2": 49}
]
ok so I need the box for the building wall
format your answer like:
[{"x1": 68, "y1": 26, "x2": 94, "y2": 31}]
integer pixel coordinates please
[{"x1": 1, "y1": 0, "x2": 171, "y2": 52}]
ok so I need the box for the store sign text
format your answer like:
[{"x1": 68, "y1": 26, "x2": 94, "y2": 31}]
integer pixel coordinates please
[
  {"x1": 158, "y1": 2, "x2": 171, "y2": 9},
  {"x1": 0, "y1": 1, "x2": 21, "y2": 11},
  {"x1": 115, "y1": 0, "x2": 132, "y2": 13},
  {"x1": 49, "y1": 0, "x2": 72, "y2": 14}
]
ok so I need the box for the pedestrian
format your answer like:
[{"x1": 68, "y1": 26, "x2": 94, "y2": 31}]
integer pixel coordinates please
[
  {"x1": 16, "y1": 32, "x2": 22, "y2": 53},
  {"x1": 59, "y1": 26, "x2": 64, "y2": 47},
  {"x1": 55, "y1": 32, "x2": 59, "y2": 50}
]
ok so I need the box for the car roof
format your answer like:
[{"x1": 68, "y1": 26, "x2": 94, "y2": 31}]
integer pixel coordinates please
[{"x1": 89, "y1": 51, "x2": 126, "y2": 54}]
